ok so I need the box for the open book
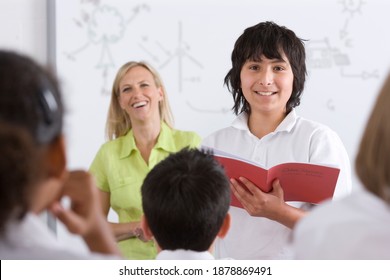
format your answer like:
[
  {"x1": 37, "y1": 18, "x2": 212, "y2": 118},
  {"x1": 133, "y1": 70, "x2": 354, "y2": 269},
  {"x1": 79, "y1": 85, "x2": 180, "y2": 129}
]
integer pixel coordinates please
[{"x1": 204, "y1": 147, "x2": 340, "y2": 208}]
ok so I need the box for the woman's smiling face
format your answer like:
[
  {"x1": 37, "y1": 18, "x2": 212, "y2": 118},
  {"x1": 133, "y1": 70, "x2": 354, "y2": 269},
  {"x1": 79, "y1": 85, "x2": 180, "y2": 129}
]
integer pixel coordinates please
[{"x1": 118, "y1": 66, "x2": 163, "y2": 124}]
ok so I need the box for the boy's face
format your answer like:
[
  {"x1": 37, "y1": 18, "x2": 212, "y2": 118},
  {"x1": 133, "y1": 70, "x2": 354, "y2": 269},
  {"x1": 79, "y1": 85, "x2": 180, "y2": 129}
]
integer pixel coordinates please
[{"x1": 240, "y1": 53, "x2": 294, "y2": 117}]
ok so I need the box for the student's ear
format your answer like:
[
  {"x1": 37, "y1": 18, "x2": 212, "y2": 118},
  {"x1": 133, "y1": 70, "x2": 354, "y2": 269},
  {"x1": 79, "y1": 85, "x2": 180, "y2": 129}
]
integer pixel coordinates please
[
  {"x1": 141, "y1": 215, "x2": 154, "y2": 240},
  {"x1": 217, "y1": 213, "x2": 231, "y2": 239},
  {"x1": 45, "y1": 134, "x2": 67, "y2": 180}
]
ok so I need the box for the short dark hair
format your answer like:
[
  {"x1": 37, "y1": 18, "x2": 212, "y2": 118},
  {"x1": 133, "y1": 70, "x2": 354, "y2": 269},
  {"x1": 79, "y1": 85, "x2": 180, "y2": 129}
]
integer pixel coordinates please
[
  {"x1": 141, "y1": 148, "x2": 230, "y2": 251},
  {"x1": 225, "y1": 21, "x2": 307, "y2": 115}
]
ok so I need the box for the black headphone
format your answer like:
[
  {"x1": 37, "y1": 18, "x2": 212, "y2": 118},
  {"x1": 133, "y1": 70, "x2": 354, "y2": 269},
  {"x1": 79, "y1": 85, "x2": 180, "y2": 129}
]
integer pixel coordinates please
[{"x1": 35, "y1": 75, "x2": 63, "y2": 144}]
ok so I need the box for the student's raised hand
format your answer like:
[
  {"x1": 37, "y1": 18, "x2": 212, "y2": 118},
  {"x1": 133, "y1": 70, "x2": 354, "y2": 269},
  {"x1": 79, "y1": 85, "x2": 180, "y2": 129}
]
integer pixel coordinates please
[
  {"x1": 50, "y1": 170, "x2": 100, "y2": 235},
  {"x1": 50, "y1": 170, "x2": 120, "y2": 255}
]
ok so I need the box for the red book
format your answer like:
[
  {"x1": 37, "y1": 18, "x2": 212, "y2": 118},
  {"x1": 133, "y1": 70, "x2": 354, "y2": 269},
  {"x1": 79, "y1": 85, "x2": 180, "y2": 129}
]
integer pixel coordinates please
[{"x1": 208, "y1": 148, "x2": 340, "y2": 208}]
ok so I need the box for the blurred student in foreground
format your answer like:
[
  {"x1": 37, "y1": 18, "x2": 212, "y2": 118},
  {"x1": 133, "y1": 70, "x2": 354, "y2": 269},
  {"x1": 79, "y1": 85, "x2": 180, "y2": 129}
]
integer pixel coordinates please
[
  {"x1": 293, "y1": 73, "x2": 390, "y2": 259},
  {"x1": 140, "y1": 148, "x2": 231, "y2": 259},
  {"x1": 0, "y1": 50, "x2": 120, "y2": 259}
]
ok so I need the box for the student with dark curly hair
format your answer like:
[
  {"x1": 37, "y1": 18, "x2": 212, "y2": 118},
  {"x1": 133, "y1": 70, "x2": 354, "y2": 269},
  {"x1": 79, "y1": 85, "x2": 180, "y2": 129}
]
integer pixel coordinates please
[{"x1": 0, "y1": 50, "x2": 120, "y2": 259}]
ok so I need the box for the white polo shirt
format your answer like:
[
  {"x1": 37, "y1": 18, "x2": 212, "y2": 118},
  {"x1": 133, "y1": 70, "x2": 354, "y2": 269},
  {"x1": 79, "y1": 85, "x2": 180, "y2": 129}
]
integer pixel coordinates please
[
  {"x1": 0, "y1": 213, "x2": 118, "y2": 260},
  {"x1": 202, "y1": 109, "x2": 352, "y2": 259},
  {"x1": 156, "y1": 249, "x2": 215, "y2": 260},
  {"x1": 293, "y1": 189, "x2": 390, "y2": 259}
]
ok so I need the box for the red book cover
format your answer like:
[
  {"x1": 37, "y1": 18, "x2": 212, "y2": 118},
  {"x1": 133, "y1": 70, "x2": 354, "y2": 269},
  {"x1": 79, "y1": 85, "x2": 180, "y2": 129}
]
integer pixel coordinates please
[{"x1": 209, "y1": 148, "x2": 340, "y2": 208}]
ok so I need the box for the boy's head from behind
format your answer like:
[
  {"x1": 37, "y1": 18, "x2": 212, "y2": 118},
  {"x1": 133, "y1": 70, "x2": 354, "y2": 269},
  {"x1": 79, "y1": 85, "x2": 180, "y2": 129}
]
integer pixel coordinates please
[{"x1": 141, "y1": 148, "x2": 231, "y2": 252}]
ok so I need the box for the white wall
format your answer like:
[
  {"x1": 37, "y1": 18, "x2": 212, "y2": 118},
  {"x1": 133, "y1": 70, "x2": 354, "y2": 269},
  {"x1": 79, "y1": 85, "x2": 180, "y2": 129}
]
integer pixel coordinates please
[
  {"x1": 0, "y1": 0, "x2": 89, "y2": 252},
  {"x1": 52, "y1": 0, "x2": 390, "y2": 191},
  {"x1": 0, "y1": 0, "x2": 47, "y2": 64}
]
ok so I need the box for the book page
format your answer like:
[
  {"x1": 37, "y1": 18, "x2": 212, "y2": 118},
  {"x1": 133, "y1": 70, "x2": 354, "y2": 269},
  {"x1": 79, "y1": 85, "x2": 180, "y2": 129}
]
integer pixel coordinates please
[
  {"x1": 207, "y1": 146, "x2": 341, "y2": 208},
  {"x1": 268, "y1": 163, "x2": 340, "y2": 204}
]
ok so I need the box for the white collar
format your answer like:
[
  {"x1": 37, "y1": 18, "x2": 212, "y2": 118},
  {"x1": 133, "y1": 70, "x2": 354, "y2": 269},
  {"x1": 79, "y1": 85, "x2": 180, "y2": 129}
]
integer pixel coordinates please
[
  {"x1": 232, "y1": 109, "x2": 297, "y2": 134},
  {"x1": 156, "y1": 249, "x2": 215, "y2": 260}
]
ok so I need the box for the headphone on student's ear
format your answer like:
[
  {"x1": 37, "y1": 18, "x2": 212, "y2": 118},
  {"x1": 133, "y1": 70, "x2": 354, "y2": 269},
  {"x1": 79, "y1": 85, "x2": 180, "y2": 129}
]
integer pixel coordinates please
[{"x1": 35, "y1": 74, "x2": 63, "y2": 144}]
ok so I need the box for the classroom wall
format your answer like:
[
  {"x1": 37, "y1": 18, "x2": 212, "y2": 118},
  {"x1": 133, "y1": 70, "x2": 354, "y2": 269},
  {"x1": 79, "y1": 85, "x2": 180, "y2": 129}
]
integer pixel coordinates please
[
  {"x1": 0, "y1": 0, "x2": 89, "y2": 253},
  {"x1": 0, "y1": 0, "x2": 47, "y2": 64},
  {"x1": 52, "y1": 0, "x2": 390, "y2": 190}
]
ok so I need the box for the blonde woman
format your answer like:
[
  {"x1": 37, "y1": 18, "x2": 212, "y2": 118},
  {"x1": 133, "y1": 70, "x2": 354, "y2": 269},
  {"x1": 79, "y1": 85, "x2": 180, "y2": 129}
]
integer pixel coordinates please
[{"x1": 90, "y1": 61, "x2": 201, "y2": 259}]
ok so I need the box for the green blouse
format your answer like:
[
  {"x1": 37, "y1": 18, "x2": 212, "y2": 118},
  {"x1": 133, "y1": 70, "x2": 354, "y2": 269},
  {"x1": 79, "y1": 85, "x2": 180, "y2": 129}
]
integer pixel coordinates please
[{"x1": 89, "y1": 122, "x2": 201, "y2": 259}]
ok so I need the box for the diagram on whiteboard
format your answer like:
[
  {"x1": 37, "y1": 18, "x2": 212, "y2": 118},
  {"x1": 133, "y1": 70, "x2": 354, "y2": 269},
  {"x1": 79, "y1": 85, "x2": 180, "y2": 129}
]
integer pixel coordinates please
[
  {"x1": 304, "y1": 0, "x2": 377, "y2": 111},
  {"x1": 138, "y1": 21, "x2": 204, "y2": 93},
  {"x1": 63, "y1": 0, "x2": 228, "y2": 113},
  {"x1": 64, "y1": 2, "x2": 150, "y2": 94},
  {"x1": 306, "y1": 0, "x2": 377, "y2": 80},
  {"x1": 55, "y1": 0, "x2": 390, "y2": 142}
]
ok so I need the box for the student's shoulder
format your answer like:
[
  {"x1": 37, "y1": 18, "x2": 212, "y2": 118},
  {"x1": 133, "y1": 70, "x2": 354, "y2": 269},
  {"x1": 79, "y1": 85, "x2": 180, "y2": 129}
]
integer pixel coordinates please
[
  {"x1": 10, "y1": 249, "x2": 120, "y2": 260},
  {"x1": 296, "y1": 190, "x2": 369, "y2": 234},
  {"x1": 203, "y1": 126, "x2": 236, "y2": 142},
  {"x1": 296, "y1": 115, "x2": 330, "y2": 130},
  {"x1": 295, "y1": 116, "x2": 339, "y2": 137}
]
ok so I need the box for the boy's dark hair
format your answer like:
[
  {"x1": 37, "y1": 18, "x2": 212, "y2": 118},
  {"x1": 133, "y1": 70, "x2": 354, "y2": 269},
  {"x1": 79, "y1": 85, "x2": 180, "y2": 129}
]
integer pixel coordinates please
[
  {"x1": 141, "y1": 147, "x2": 230, "y2": 251},
  {"x1": 225, "y1": 21, "x2": 307, "y2": 115}
]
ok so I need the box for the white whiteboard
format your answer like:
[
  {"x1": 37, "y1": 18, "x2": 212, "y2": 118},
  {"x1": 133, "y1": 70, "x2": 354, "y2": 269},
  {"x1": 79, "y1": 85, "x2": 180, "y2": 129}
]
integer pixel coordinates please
[{"x1": 50, "y1": 0, "x2": 390, "y2": 188}]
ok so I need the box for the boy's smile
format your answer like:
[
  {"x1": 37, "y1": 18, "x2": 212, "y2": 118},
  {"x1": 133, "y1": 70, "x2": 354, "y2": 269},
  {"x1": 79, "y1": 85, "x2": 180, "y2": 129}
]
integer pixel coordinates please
[{"x1": 240, "y1": 53, "x2": 294, "y2": 117}]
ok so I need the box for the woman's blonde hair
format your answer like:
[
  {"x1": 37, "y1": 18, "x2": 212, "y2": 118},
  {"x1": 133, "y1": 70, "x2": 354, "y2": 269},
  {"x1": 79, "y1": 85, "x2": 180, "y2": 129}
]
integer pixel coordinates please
[
  {"x1": 106, "y1": 61, "x2": 174, "y2": 140},
  {"x1": 355, "y1": 73, "x2": 390, "y2": 205}
]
